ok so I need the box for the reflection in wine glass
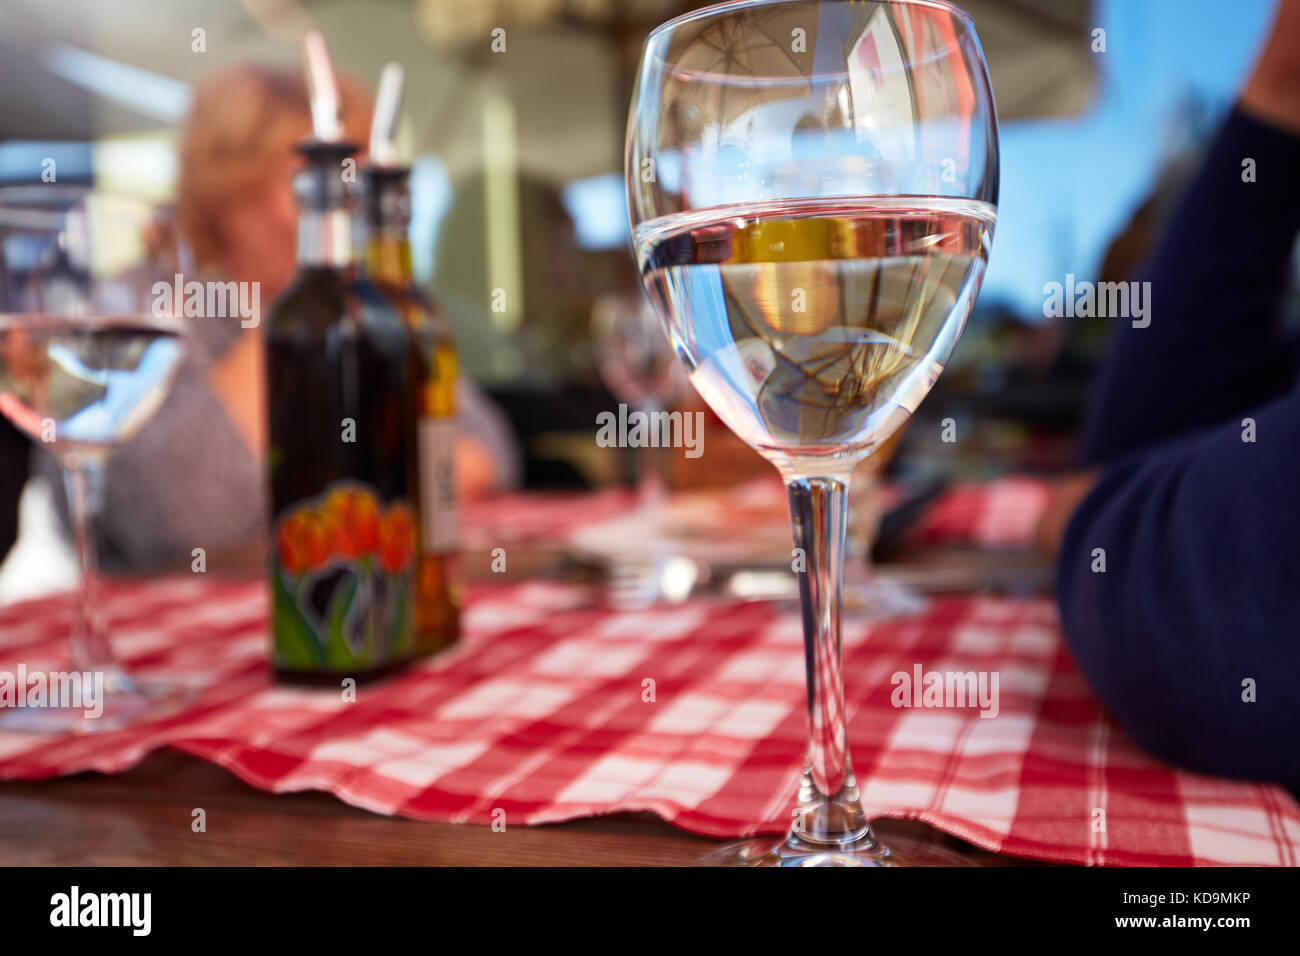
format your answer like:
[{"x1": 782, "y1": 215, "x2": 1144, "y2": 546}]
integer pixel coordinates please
[
  {"x1": 0, "y1": 186, "x2": 190, "y2": 732},
  {"x1": 627, "y1": 0, "x2": 998, "y2": 864}
]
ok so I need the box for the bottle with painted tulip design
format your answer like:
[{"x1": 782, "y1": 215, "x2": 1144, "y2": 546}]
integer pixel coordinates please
[
  {"x1": 359, "y1": 163, "x2": 460, "y2": 658},
  {"x1": 264, "y1": 138, "x2": 420, "y2": 684}
]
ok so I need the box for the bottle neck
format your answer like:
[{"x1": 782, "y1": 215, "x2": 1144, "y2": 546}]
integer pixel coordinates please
[
  {"x1": 365, "y1": 233, "x2": 412, "y2": 286},
  {"x1": 297, "y1": 208, "x2": 353, "y2": 268}
]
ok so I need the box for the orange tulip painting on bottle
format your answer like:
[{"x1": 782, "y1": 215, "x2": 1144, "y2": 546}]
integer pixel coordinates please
[{"x1": 271, "y1": 483, "x2": 416, "y2": 677}]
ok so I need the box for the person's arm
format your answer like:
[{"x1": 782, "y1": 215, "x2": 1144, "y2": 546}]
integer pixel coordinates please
[
  {"x1": 1081, "y1": 106, "x2": 1300, "y2": 463},
  {"x1": 1082, "y1": 0, "x2": 1300, "y2": 463},
  {"x1": 1059, "y1": 398, "x2": 1300, "y2": 790},
  {"x1": 1058, "y1": 2, "x2": 1300, "y2": 790},
  {"x1": 1239, "y1": 0, "x2": 1300, "y2": 139},
  {"x1": 454, "y1": 379, "x2": 522, "y2": 496}
]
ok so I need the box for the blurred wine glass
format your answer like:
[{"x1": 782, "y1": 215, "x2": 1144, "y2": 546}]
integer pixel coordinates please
[
  {"x1": 591, "y1": 292, "x2": 686, "y2": 507},
  {"x1": 0, "y1": 185, "x2": 190, "y2": 732},
  {"x1": 591, "y1": 292, "x2": 697, "y2": 607}
]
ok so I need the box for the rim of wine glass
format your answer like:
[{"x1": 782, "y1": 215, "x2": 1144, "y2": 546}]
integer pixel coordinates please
[{"x1": 647, "y1": 0, "x2": 976, "y2": 44}]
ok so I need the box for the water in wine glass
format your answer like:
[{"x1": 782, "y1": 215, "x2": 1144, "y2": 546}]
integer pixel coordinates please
[
  {"x1": 0, "y1": 315, "x2": 184, "y2": 462},
  {"x1": 635, "y1": 195, "x2": 994, "y2": 467}
]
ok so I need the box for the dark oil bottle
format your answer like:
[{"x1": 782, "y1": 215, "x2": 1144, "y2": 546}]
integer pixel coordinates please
[
  {"x1": 358, "y1": 164, "x2": 460, "y2": 657},
  {"x1": 265, "y1": 139, "x2": 420, "y2": 684}
]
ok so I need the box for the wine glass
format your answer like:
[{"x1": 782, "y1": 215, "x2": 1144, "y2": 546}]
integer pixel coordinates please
[
  {"x1": 0, "y1": 186, "x2": 190, "y2": 732},
  {"x1": 626, "y1": 0, "x2": 997, "y2": 864},
  {"x1": 591, "y1": 292, "x2": 684, "y2": 507}
]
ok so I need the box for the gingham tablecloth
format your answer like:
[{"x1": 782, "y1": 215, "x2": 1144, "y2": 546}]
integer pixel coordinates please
[
  {"x1": 1, "y1": 573, "x2": 1297, "y2": 866},
  {"x1": 461, "y1": 476, "x2": 1053, "y2": 552},
  {"x1": 911, "y1": 476, "x2": 1054, "y2": 550}
]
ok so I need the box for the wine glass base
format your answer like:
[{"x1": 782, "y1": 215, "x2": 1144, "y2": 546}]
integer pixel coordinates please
[
  {"x1": 0, "y1": 676, "x2": 193, "y2": 735},
  {"x1": 695, "y1": 828, "x2": 974, "y2": 867}
]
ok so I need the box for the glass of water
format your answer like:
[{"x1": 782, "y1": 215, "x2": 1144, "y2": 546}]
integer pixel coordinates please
[{"x1": 627, "y1": 0, "x2": 998, "y2": 864}]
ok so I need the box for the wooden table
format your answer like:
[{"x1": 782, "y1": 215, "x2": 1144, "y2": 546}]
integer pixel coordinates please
[
  {"x1": 0, "y1": 546, "x2": 1054, "y2": 866},
  {"x1": 0, "y1": 750, "x2": 1035, "y2": 866}
]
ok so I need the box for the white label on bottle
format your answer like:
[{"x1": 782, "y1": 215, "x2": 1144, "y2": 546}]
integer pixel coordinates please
[{"x1": 418, "y1": 417, "x2": 458, "y2": 554}]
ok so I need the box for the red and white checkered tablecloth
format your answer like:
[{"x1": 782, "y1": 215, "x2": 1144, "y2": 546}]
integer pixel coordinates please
[
  {"x1": 910, "y1": 477, "x2": 1053, "y2": 550},
  {"x1": 462, "y1": 476, "x2": 1052, "y2": 552},
  {"x1": 1, "y1": 574, "x2": 1296, "y2": 866},
  {"x1": 461, "y1": 488, "x2": 636, "y2": 549}
]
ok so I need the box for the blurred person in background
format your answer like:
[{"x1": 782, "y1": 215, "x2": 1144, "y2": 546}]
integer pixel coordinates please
[
  {"x1": 1041, "y1": 0, "x2": 1300, "y2": 791},
  {"x1": 30, "y1": 64, "x2": 520, "y2": 572}
]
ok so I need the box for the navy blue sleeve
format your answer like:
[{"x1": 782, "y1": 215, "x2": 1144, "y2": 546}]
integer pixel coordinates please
[
  {"x1": 1082, "y1": 108, "x2": 1300, "y2": 462},
  {"x1": 1059, "y1": 106, "x2": 1300, "y2": 790}
]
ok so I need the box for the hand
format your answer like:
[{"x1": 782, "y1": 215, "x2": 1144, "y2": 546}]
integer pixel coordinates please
[
  {"x1": 1035, "y1": 469, "x2": 1099, "y2": 560},
  {"x1": 1241, "y1": 0, "x2": 1300, "y2": 134},
  {"x1": 454, "y1": 435, "x2": 502, "y2": 501}
]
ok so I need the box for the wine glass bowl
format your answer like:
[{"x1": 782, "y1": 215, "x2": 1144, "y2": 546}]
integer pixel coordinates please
[
  {"x1": 0, "y1": 315, "x2": 184, "y2": 461},
  {"x1": 626, "y1": 0, "x2": 998, "y2": 865},
  {"x1": 634, "y1": 196, "x2": 993, "y2": 473},
  {"x1": 592, "y1": 293, "x2": 682, "y2": 413}
]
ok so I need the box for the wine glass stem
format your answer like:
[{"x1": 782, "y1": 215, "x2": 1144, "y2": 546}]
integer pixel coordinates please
[
  {"x1": 635, "y1": 401, "x2": 667, "y2": 508},
  {"x1": 787, "y1": 475, "x2": 872, "y2": 848},
  {"x1": 62, "y1": 460, "x2": 114, "y2": 672}
]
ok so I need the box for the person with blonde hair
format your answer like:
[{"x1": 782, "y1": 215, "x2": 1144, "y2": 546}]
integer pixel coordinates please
[
  {"x1": 176, "y1": 64, "x2": 377, "y2": 457},
  {"x1": 40, "y1": 63, "x2": 517, "y2": 570}
]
